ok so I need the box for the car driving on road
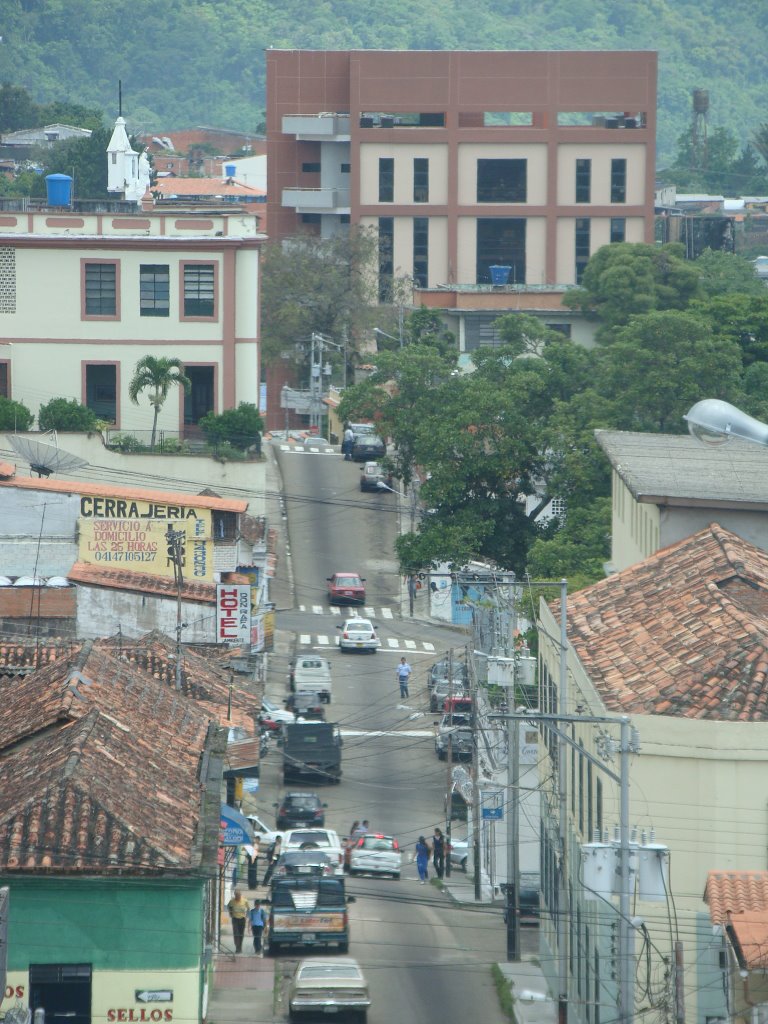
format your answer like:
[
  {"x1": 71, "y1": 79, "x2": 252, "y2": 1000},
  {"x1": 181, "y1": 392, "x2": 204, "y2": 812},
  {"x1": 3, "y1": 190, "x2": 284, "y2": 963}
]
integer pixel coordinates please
[
  {"x1": 359, "y1": 461, "x2": 394, "y2": 492},
  {"x1": 337, "y1": 617, "x2": 380, "y2": 653},
  {"x1": 348, "y1": 833, "x2": 402, "y2": 879},
  {"x1": 275, "y1": 792, "x2": 328, "y2": 830},
  {"x1": 288, "y1": 957, "x2": 371, "y2": 1021},
  {"x1": 281, "y1": 827, "x2": 345, "y2": 875},
  {"x1": 327, "y1": 572, "x2": 366, "y2": 604},
  {"x1": 429, "y1": 676, "x2": 468, "y2": 712}
]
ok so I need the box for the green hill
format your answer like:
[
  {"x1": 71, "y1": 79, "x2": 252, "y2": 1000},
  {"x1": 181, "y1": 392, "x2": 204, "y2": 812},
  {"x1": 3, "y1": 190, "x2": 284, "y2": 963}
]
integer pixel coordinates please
[{"x1": 3, "y1": 0, "x2": 767, "y2": 166}]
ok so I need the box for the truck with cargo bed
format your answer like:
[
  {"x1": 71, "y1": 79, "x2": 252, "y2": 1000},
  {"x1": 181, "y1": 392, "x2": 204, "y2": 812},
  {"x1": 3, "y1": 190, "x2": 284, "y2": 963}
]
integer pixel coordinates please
[
  {"x1": 265, "y1": 875, "x2": 354, "y2": 954},
  {"x1": 282, "y1": 721, "x2": 342, "y2": 784}
]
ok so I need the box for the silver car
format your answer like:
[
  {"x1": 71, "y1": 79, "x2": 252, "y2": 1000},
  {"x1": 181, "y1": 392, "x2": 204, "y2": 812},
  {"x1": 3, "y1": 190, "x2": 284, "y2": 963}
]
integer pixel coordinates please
[
  {"x1": 337, "y1": 617, "x2": 380, "y2": 653},
  {"x1": 288, "y1": 957, "x2": 371, "y2": 1022},
  {"x1": 348, "y1": 833, "x2": 402, "y2": 879}
]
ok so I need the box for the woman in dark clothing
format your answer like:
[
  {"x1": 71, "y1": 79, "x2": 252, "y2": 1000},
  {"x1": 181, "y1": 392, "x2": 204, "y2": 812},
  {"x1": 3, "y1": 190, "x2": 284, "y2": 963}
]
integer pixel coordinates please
[{"x1": 432, "y1": 828, "x2": 445, "y2": 879}]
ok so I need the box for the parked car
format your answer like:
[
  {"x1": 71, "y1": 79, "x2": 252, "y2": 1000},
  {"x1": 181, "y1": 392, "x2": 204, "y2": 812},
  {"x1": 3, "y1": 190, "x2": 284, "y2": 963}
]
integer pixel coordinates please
[
  {"x1": 281, "y1": 827, "x2": 345, "y2": 875},
  {"x1": 245, "y1": 812, "x2": 281, "y2": 847},
  {"x1": 348, "y1": 833, "x2": 402, "y2": 879},
  {"x1": 351, "y1": 431, "x2": 386, "y2": 461},
  {"x1": 429, "y1": 657, "x2": 469, "y2": 690},
  {"x1": 274, "y1": 792, "x2": 327, "y2": 830},
  {"x1": 288, "y1": 957, "x2": 371, "y2": 1021},
  {"x1": 435, "y1": 726, "x2": 473, "y2": 761},
  {"x1": 359, "y1": 461, "x2": 394, "y2": 492},
  {"x1": 429, "y1": 676, "x2": 468, "y2": 713},
  {"x1": 327, "y1": 572, "x2": 367, "y2": 604},
  {"x1": 337, "y1": 617, "x2": 380, "y2": 653},
  {"x1": 290, "y1": 654, "x2": 333, "y2": 703},
  {"x1": 442, "y1": 696, "x2": 473, "y2": 715},
  {"x1": 273, "y1": 849, "x2": 335, "y2": 878},
  {"x1": 259, "y1": 695, "x2": 297, "y2": 731},
  {"x1": 284, "y1": 691, "x2": 326, "y2": 721}
]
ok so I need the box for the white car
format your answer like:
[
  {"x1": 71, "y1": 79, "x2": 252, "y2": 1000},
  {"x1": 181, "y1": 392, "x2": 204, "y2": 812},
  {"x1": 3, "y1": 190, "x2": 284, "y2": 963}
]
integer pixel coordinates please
[
  {"x1": 339, "y1": 614, "x2": 382, "y2": 655},
  {"x1": 288, "y1": 957, "x2": 371, "y2": 1022},
  {"x1": 348, "y1": 833, "x2": 402, "y2": 879},
  {"x1": 281, "y1": 827, "x2": 345, "y2": 875},
  {"x1": 245, "y1": 812, "x2": 281, "y2": 847},
  {"x1": 337, "y1": 617, "x2": 380, "y2": 653}
]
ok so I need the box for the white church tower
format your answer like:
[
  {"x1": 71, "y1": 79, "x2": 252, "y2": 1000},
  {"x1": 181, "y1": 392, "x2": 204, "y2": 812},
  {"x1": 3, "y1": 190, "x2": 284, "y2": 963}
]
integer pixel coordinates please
[{"x1": 106, "y1": 115, "x2": 150, "y2": 203}]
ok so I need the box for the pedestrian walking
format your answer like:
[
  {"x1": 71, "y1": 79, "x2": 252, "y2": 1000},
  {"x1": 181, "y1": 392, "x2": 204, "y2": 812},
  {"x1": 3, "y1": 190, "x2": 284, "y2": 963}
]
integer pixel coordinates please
[
  {"x1": 343, "y1": 425, "x2": 355, "y2": 460},
  {"x1": 432, "y1": 828, "x2": 445, "y2": 879},
  {"x1": 352, "y1": 820, "x2": 369, "y2": 837},
  {"x1": 396, "y1": 657, "x2": 412, "y2": 698},
  {"x1": 415, "y1": 835, "x2": 431, "y2": 884},
  {"x1": 249, "y1": 899, "x2": 267, "y2": 955},
  {"x1": 227, "y1": 888, "x2": 249, "y2": 953},
  {"x1": 262, "y1": 835, "x2": 282, "y2": 887}
]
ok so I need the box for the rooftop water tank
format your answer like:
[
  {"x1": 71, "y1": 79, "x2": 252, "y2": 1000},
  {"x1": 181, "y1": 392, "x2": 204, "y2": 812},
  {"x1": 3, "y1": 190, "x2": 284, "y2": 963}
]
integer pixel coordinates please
[
  {"x1": 45, "y1": 173, "x2": 73, "y2": 207},
  {"x1": 224, "y1": 163, "x2": 236, "y2": 178}
]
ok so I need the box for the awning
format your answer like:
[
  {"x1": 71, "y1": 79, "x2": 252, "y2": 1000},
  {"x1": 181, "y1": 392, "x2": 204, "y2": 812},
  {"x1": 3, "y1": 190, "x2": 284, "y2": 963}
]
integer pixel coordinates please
[
  {"x1": 223, "y1": 736, "x2": 261, "y2": 779},
  {"x1": 220, "y1": 803, "x2": 255, "y2": 846}
]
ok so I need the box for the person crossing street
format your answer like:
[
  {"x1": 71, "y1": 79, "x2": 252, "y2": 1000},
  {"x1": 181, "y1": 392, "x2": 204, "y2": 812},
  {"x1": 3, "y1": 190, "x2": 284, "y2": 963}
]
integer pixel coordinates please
[{"x1": 396, "y1": 657, "x2": 412, "y2": 698}]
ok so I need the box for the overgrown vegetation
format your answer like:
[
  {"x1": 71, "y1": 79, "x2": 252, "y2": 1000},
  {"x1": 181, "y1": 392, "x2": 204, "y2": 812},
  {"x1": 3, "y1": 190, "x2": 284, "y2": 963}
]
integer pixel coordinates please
[
  {"x1": 0, "y1": 397, "x2": 34, "y2": 432},
  {"x1": 37, "y1": 397, "x2": 99, "y2": 432}
]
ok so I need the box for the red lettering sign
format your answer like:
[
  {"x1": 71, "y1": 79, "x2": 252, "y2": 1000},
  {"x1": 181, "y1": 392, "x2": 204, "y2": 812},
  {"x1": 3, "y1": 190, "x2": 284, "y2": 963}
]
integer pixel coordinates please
[{"x1": 106, "y1": 1013, "x2": 172, "y2": 1023}]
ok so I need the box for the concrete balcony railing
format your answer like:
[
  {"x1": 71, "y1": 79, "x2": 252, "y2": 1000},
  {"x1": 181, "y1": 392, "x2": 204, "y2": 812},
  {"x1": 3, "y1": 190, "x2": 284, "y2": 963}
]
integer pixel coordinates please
[
  {"x1": 281, "y1": 187, "x2": 351, "y2": 213},
  {"x1": 282, "y1": 114, "x2": 351, "y2": 139}
]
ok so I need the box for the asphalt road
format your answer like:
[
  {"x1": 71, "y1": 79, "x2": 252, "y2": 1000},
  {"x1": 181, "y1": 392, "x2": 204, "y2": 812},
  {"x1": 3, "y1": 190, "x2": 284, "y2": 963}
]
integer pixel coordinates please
[{"x1": 260, "y1": 440, "x2": 508, "y2": 1023}]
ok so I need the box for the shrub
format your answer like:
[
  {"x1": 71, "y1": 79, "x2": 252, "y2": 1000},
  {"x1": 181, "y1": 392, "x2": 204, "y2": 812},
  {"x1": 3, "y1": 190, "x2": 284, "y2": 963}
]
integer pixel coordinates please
[
  {"x1": 199, "y1": 403, "x2": 264, "y2": 452},
  {"x1": 38, "y1": 397, "x2": 99, "y2": 432},
  {"x1": 107, "y1": 433, "x2": 145, "y2": 453},
  {"x1": 0, "y1": 397, "x2": 33, "y2": 432}
]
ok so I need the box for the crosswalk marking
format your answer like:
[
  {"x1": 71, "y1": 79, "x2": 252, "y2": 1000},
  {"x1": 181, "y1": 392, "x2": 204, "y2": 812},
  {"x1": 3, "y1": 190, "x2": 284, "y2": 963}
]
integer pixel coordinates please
[
  {"x1": 300, "y1": 634, "x2": 311, "y2": 645},
  {"x1": 423, "y1": 642, "x2": 435, "y2": 652},
  {"x1": 312, "y1": 604, "x2": 324, "y2": 614},
  {"x1": 299, "y1": 604, "x2": 397, "y2": 618},
  {"x1": 317, "y1": 635, "x2": 330, "y2": 645},
  {"x1": 387, "y1": 638, "x2": 399, "y2": 648},
  {"x1": 404, "y1": 639, "x2": 417, "y2": 650},
  {"x1": 380, "y1": 608, "x2": 394, "y2": 619},
  {"x1": 364, "y1": 605, "x2": 376, "y2": 616},
  {"x1": 299, "y1": 636, "x2": 437, "y2": 653},
  {"x1": 278, "y1": 444, "x2": 335, "y2": 455}
]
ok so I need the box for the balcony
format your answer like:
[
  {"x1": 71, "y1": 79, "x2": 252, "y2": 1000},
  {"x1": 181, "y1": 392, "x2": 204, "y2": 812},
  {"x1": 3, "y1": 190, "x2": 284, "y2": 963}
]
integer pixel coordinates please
[
  {"x1": 281, "y1": 114, "x2": 351, "y2": 140},
  {"x1": 282, "y1": 187, "x2": 350, "y2": 214}
]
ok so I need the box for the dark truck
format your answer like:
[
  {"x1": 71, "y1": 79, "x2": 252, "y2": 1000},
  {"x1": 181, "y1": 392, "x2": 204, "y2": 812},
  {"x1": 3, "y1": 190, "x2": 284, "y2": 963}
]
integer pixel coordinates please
[
  {"x1": 265, "y1": 875, "x2": 353, "y2": 954},
  {"x1": 282, "y1": 722, "x2": 342, "y2": 784}
]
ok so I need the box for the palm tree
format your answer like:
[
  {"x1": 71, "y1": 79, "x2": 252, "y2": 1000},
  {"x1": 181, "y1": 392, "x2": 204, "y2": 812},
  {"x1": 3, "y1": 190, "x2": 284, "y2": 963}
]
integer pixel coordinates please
[{"x1": 128, "y1": 355, "x2": 191, "y2": 450}]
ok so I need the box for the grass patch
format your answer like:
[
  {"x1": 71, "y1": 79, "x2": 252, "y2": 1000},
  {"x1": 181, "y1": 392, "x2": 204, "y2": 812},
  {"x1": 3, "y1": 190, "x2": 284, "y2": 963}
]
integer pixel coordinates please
[{"x1": 491, "y1": 963, "x2": 516, "y2": 1021}]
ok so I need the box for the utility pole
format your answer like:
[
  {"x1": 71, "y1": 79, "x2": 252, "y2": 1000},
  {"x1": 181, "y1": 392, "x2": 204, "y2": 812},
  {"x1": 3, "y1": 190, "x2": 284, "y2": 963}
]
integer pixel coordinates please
[
  {"x1": 165, "y1": 525, "x2": 186, "y2": 691},
  {"x1": 469, "y1": 644, "x2": 482, "y2": 901},
  {"x1": 557, "y1": 579, "x2": 569, "y2": 1024},
  {"x1": 507, "y1": 712, "x2": 521, "y2": 960}
]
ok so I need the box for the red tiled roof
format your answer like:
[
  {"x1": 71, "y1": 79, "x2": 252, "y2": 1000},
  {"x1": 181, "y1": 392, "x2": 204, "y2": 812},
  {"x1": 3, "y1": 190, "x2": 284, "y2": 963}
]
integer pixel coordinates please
[
  {"x1": 67, "y1": 562, "x2": 216, "y2": 603},
  {"x1": 705, "y1": 870, "x2": 768, "y2": 923},
  {"x1": 0, "y1": 475, "x2": 247, "y2": 512},
  {"x1": 557, "y1": 524, "x2": 768, "y2": 720},
  {"x1": 153, "y1": 177, "x2": 265, "y2": 198}
]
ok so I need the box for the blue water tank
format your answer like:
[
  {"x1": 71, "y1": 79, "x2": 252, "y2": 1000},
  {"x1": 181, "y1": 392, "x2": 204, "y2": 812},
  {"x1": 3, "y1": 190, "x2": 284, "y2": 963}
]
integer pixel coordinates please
[
  {"x1": 45, "y1": 173, "x2": 73, "y2": 207},
  {"x1": 224, "y1": 163, "x2": 236, "y2": 178}
]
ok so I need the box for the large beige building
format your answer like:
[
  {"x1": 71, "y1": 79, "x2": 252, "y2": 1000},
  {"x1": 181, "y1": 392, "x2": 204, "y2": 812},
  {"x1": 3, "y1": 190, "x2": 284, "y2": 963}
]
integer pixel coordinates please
[
  {"x1": 267, "y1": 49, "x2": 657, "y2": 290},
  {"x1": 0, "y1": 204, "x2": 263, "y2": 437},
  {"x1": 537, "y1": 524, "x2": 768, "y2": 1024}
]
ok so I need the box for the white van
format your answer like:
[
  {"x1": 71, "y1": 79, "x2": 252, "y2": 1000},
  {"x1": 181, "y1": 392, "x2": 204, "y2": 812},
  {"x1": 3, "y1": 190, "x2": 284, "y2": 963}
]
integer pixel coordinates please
[{"x1": 290, "y1": 654, "x2": 333, "y2": 704}]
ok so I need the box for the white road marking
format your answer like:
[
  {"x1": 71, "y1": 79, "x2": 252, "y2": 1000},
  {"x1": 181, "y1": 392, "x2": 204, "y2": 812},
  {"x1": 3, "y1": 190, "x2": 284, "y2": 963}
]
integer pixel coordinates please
[
  {"x1": 341, "y1": 729, "x2": 436, "y2": 738},
  {"x1": 364, "y1": 605, "x2": 376, "y2": 615},
  {"x1": 381, "y1": 607, "x2": 394, "y2": 619},
  {"x1": 423, "y1": 642, "x2": 436, "y2": 651},
  {"x1": 317, "y1": 635, "x2": 330, "y2": 645},
  {"x1": 387, "y1": 638, "x2": 399, "y2": 648},
  {"x1": 298, "y1": 604, "x2": 306, "y2": 612},
  {"x1": 312, "y1": 604, "x2": 324, "y2": 614},
  {"x1": 404, "y1": 639, "x2": 417, "y2": 650},
  {"x1": 329, "y1": 605, "x2": 341, "y2": 614},
  {"x1": 300, "y1": 634, "x2": 311, "y2": 645}
]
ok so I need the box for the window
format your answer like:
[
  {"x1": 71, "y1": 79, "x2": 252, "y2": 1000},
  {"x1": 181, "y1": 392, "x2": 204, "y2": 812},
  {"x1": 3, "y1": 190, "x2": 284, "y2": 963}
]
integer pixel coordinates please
[
  {"x1": 379, "y1": 158, "x2": 394, "y2": 202},
  {"x1": 578, "y1": 743, "x2": 584, "y2": 835},
  {"x1": 0, "y1": 246, "x2": 16, "y2": 314},
  {"x1": 302, "y1": 162, "x2": 321, "y2": 173},
  {"x1": 184, "y1": 365, "x2": 215, "y2": 426},
  {"x1": 83, "y1": 261, "x2": 118, "y2": 318},
  {"x1": 301, "y1": 213, "x2": 322, "y2": 224},
  {"x1": 85, "y1": 364, "x2": 117, "y2": 423},
  {"x1": 476, "y1": 218, "x2": 526, "y2": 285},
  {"x1": 0, "y1": 362, "x2": 8, "y2": 398},
  {"x1": 596, "y1": 777, "x2": 603, "y2": 837},
  {"x1": 611, "y1": 158, "x2": 627, "y2": 203},
  {"x1": 182, "y1": 263, "x2": 215, "y2": 318},
  {"x1": 378, "y1": 218, "x2": 394, "y2": 302},
  {"x1": 546, "y1": 323, "x2": 572, "y2": 339},
  {"x1": 413, "y1": 217, "x2": 428, "y2": 287},
  {"x1": 413, "y1": 158, "x2": 429, "y2": 202},
  {"x1": 610, "y1": 217, "x2": 626, "y2": 243},
  {"x1": 587, "y1": 760, "x2": 593, "y2": 839},
  {"x1": 575, "y1": 159, "x2": 591, "y2": 203},
  {"x1": 340, "y1": 163, "x2": 350, "y2": 173},
  {"x1": 477, "y1": 159, "x2": 527, "y2": 203},
  {"x1": 140, "y1": 264, "x2": 169, "y2": 317},
  {"x1": 575, "y1": 218, "x2": 591, "y2": 283}
]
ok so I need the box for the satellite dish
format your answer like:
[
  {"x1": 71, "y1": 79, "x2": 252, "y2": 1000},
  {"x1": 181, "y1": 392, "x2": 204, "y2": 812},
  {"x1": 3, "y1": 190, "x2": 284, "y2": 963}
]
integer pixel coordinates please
[{"x1": 7, "y1": 430, "x2": 88, "y2": 477}]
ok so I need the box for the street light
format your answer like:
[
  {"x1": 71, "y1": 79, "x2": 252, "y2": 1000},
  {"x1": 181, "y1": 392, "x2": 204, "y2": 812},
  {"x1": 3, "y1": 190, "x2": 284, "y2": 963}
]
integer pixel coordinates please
[
  {"x1": 374, "y1": 326, "x2": 403, "y2": 349},
  {"x1": 684, "y1": 399, "x2": 768, "y2": 447}
]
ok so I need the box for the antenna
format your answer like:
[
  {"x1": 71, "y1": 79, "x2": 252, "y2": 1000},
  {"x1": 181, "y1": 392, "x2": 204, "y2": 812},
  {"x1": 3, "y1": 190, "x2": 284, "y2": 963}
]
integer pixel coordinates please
[{"x1": 7, "y1": 431, "x2": 89, "y2": 477}]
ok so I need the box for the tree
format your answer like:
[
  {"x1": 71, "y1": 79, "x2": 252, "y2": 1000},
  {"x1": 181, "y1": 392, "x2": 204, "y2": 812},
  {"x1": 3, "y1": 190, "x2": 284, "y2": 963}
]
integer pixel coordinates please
[
  {"x1": 128, "y1": 356, "x2": 191, "y2": 449},
  {"x1": 401, "y1": 307, "x2": 456, "y2": 358},
  {"x1": 662, "y1": 127, "x2": 768, "y2": 195},
  {"x1": 564, "y1": 243, "x2": 701, "y2": 341},
  {"x1": 0, "y1": 397, "x2": 33, "y2": 432},
  {"x1": 527, "y1": 497, "x2": 611, "y2": 590},
  {"x1": 694, "y1": 249, "x2": 767, "y2": 297},
  {"x1": 38, "y1": 397, "x2": 98, "y2": 432},
  {"x1": 199, "y1": 403, "x2": 264, "y2": 451},
  {"x1": 692, "y1": 292, "x2": 768, "y2": 366}
]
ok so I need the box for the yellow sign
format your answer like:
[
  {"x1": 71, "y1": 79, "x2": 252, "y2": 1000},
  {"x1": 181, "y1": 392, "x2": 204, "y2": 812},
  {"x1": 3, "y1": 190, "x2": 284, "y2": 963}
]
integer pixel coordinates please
[
  {"x1": 80, "y1": 496, "x2": 212, "y2": 534},
  {"x1": 78, "y1": 518, "x2": 213, "y2": 582}
]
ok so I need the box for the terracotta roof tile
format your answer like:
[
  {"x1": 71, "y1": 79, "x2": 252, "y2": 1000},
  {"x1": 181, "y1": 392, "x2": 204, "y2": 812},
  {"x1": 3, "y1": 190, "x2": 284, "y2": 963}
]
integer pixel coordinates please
[
  {"x1": 705, "y1": 870, "x2": 768, "y2": 922},
  {"x1": 556, "y1": 525, "x2": 768, "y2": 719},
  {"x1": 0, "y1": 475, "x2": 247, "y2": 512},
  {"x1": 153, "y1": 177, "x2": 265, "y2": 198},
  {"x1": 67, "y1": 562, "x2": 216, "y2": 603}
]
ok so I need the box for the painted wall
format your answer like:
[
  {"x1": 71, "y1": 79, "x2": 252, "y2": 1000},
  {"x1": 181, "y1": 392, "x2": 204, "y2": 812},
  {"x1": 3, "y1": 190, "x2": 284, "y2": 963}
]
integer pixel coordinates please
[
  {"x1": 75, "y1": 585, "x2": 214, "y2": 642},
  {"x1": 358, "y1": 143, "x2": 449, "y2": 205}
]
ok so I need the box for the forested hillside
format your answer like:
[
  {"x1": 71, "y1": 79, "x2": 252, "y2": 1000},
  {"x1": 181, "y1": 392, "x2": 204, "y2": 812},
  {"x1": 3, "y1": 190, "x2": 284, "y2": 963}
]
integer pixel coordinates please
[{"x1": 2, "y1": 0, "x2": 767, "y2": 165}]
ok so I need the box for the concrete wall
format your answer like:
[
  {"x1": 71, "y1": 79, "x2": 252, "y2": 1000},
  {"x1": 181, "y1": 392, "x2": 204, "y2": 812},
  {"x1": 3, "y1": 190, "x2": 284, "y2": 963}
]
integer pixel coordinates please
[{"x1": 76, "y1": 585, "x2": 214, "y2": 642}]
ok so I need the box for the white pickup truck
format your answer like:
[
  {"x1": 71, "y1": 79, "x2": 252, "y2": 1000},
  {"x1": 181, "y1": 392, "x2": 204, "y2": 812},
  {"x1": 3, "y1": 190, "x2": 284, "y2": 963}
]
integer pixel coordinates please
[{"x1": 290, "y1": 654, "x2": 333, "y2": 704}]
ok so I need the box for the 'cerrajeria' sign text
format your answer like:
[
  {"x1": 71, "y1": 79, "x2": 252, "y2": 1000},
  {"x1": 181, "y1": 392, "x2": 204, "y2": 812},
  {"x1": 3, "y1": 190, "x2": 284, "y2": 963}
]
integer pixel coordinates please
[{"x1": 80, "y1": 496, "x2": 210, "y2": 522}]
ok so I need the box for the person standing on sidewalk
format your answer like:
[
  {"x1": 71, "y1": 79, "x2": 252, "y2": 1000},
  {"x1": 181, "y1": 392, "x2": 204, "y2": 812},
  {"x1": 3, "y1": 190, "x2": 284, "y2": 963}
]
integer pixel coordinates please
[
  {"x1": 227, "y1": 888, "x2": 249, "y2": 953},
  {"x1": 396, "y1": 657, "x2": 412, "y2": 698},
  {"x1": 415, "y1": 836, "x2": 431, "y2": 884},
  {"x1": 249, "y1": 899, "x2": 267, "y2": 955},
  {"x1": 342, "y1": 425, "x2": 355, "y2": 460},
  {"x1": 432, "y1": 828, "x2": 445, "y2": 879}
]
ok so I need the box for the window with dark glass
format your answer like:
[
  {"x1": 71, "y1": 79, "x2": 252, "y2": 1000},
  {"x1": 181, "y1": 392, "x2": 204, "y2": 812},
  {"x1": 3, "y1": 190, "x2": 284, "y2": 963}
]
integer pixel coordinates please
[
  {"x1": 575, "y1": 159, "x2": 591, "y2": 203},
  {"x1": 413, "y1": 217, "x2": 428, "y2": 287},
  {"x1": 575, "y1": 218, "x2": 590, "y2": 283},
  {"x1": 611, "y1": 158, "x2": 627, "y2": 203},
  {"x1": 610, "y1": 217, "x2": 626, "y2": 243},
  {"x1": 340, "y1": 163, "x2": 350, "y2": 173},
  {"x1": 476, "y1": 218, "x2": 526, "y2": 285},
  {"x1": 378, "y1": 217, "x2": 394, "y2": 302},
  {"x1": 0, "y1": 362, "x2": 7, "y2": 398},
  {"x1": 140, "y1": 264, "x2": 169, "y2": 317},
  {"x1": 84, "y1": 263, "x2": 116, "y2": 316},
  {"x1": 413, "y1": 158, "x2": 429, "y2": 202},
  {"x1": 183, "y1": 264, "x2": 215, "y2": 317},
  {"x1": 85, "y1": 364, "x2": 117, "y2": 422},
  {"x1": 379, "y1": 158, "x2": 394, "y2": 202},
  {"x1": 184, "y1": 365, "x2": 215, "y2": 425},
  {"x1": 302, "y1": 162, "x2": 321, "y2": 173},
  {"x1": 477, "y1": 159, "x2": 527, "y2": 202}
]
